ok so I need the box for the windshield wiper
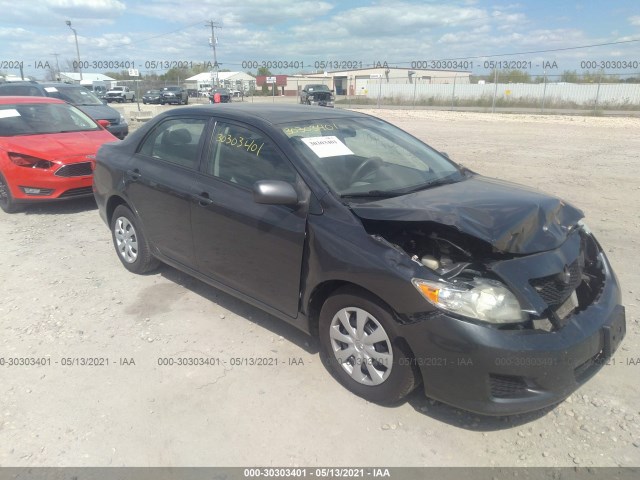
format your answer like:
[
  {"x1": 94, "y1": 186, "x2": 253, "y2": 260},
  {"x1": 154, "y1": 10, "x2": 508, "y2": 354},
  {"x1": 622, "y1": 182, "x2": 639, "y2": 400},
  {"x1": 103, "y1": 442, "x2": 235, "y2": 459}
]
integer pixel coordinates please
[
  {"x1": 340, "y1": 190, "x2": 401, "y2": 198},
  {"x1": 402, "y1": 175, "x2": 461, "y2": 194}
]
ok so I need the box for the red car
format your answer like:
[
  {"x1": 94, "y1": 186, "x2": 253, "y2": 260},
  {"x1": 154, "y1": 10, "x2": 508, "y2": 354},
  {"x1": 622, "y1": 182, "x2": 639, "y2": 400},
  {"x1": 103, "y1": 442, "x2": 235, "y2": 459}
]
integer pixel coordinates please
[{"x1": 0, "y1": 96, "x2": 117, "y2": 213}]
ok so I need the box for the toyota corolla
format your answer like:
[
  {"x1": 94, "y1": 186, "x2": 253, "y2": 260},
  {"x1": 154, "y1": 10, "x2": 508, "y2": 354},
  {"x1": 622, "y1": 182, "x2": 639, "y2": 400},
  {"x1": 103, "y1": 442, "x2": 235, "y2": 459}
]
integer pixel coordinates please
[{"x1": 93, "y1": 104, "x2": 625, "y2": 415}]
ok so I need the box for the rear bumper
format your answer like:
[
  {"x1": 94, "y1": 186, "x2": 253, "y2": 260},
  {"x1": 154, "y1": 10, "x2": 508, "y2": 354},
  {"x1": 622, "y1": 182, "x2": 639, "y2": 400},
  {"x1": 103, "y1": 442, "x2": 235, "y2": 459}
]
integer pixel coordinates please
[{"x1": 400, "y1": 256, "x2": 625, "y2": 415}]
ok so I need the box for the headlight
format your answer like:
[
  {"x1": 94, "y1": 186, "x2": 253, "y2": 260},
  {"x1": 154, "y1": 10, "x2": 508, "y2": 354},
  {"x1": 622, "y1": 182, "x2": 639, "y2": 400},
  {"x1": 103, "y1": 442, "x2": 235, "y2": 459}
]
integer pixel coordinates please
[
  {"x1": 577, "y1": 219, "x2": 591, "y2": 234},
  {"x1": 119, "y1": 114, "x2": 127, "y2": 125},
  {"x1": 412, "y1": 277, "x2": 526, "y2": 324}
]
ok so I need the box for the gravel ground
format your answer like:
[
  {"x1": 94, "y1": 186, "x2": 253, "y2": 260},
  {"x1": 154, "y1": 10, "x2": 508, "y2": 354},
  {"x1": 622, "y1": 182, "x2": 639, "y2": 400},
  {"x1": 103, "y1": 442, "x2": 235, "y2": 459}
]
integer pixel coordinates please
[{"x1": 0, "y1": 104, "x2": 638, "y2": 467}]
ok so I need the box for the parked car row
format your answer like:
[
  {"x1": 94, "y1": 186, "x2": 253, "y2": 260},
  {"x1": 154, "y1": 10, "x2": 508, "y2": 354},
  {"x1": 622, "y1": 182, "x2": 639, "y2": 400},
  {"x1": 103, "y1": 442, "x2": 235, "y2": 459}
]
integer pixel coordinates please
[
  {"x1": 0, "y1": 81, "x2": 128, "y2": 139},
  {"x1": 0, "y1": 98, "x2": 626, "y2": 416}
]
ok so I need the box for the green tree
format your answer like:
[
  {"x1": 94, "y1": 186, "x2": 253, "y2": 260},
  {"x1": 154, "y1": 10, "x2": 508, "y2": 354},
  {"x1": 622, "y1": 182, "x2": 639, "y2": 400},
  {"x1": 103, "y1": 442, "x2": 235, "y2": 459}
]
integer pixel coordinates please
[{"x1": 560, "y1": 70, "x2": 579, "y2": 83}]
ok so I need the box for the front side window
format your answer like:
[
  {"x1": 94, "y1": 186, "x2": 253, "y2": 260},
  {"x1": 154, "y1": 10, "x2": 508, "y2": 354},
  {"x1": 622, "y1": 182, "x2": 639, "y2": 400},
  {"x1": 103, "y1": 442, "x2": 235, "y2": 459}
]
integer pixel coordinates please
[
  {"x1": 205, "y1": 121, "x2": 296, "y2": 188},
  {"x1": 138, "y1": 117, "x2": 208, "y2": 169}
]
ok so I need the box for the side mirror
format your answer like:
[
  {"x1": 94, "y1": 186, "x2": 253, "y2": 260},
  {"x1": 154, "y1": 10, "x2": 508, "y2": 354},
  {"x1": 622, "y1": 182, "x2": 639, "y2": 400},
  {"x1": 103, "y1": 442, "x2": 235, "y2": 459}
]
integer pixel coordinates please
[
  {"x1": 97, "y1": 119, "x2": 110, "y2": 129},
  {"x1": 253, "y1": 180, "x2": 298, "y2": 206},
  {"x1": 440, "y1": 151, "x2": 450, "y2": 159}
]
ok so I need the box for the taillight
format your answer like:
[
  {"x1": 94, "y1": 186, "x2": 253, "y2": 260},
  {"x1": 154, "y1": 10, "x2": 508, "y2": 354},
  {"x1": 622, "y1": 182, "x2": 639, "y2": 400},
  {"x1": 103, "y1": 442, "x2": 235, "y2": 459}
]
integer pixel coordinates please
[{"x1": 8, "y1": 153, "x2": 54, "y2": 169}]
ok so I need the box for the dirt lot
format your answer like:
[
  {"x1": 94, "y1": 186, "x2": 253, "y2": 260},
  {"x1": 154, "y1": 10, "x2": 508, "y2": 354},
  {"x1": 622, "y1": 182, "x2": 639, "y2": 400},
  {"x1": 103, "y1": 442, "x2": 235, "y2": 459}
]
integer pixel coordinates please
[{"x1": 1, "y1": 104, "x2": 639, "y2": 467}]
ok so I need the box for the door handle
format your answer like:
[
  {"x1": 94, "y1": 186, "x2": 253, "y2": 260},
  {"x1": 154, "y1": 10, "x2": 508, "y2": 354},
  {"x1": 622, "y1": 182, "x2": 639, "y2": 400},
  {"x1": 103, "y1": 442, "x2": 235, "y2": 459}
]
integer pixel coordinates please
[
  {"x1": 126, "y1": 169, "x2": 141, "y2": 181},
  {"x1": 194, "y1": 192, "x2": 214, "y2": 206}
]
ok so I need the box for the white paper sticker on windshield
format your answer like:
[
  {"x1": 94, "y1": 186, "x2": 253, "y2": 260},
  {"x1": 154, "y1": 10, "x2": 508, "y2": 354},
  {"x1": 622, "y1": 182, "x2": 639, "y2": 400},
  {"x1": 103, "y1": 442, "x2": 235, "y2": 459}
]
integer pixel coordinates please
[
  {"x1": 44, "y1": 87, "x2": 58, "y2": 92},
  {"x1": 301, "y1": 136, "x2": 354, "y2": 158},
  {"x1": 0, "y1": 109, "x2": 20, "y2": 118}
]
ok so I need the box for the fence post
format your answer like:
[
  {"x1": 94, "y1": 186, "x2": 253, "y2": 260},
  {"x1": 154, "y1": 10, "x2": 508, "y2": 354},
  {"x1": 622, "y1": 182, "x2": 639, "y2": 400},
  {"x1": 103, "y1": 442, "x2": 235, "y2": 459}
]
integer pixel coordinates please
[
  {"x1": 377, "y1": 76, "x2": 382, "y2": 109},
  {"x1": 541, "y1": 71, "x2": 547, "y2": 113},
  {"x1": 450, "y1": 74, "x2": 457, "y2": 111},
  {"x1": 594, "y1": 75, "x2": 601, "y2": 113},
  {"x1": 412, "y1": 78, "x2": 417, "y2": 109},
  {"x1": 491, "y1": 69, "x2": 498, "y2": 113}
]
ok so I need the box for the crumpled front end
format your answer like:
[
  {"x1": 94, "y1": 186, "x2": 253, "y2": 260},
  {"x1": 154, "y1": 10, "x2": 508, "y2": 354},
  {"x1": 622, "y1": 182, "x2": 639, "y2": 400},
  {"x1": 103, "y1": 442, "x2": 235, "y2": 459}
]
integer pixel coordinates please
[{"x1": 362, "y1": 218, "x2": 625, "y2": 414}]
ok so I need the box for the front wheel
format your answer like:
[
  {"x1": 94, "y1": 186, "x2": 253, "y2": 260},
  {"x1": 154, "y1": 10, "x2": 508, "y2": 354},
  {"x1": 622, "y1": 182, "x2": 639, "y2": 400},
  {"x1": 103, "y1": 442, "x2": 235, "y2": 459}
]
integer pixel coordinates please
[
  {"x1": 318, "y1": 287, "x2": 419, "y2": 404},
  {"x1": 0, "y1": 172, "x2": 19, "y2": 213},
  {"x1": 110, "y1": 205, "x2": 159, "y2": 274}
]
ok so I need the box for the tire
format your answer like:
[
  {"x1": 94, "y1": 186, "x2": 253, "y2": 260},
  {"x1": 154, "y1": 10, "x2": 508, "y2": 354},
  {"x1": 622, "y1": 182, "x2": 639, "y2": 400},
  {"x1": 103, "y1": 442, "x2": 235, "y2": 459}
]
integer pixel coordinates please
[
  {"x1": 0, "y1": 172, "x2": 19, "y2": 213},
  {"x1": 183, "y1": 96, "x2": 188, "y2": 105},
  {"x1": 130, "y1": 95, "x2": 135, "y2": 103},
  {"x1": 318, "y1": 286, "x2": 420, "y2": 404},
  {"x1": 110, "y1": 205, "x2": 159, "y2": 274},
  {"x1": 142, "y1": 100, "x2": 147, "y2": 105}
]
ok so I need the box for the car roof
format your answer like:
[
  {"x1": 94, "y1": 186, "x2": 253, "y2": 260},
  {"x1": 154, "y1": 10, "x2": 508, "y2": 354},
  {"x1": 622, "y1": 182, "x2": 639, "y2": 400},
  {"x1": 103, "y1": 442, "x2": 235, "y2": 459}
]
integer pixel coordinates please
[
  {"x1": 38, "y1": 82, "x2": 84, "y2": 88},
  {"x1": 164, "y1": 104, "x2": 362, "y2": 125},
  {"x1": 0, "y1": 96, "x2": 65, "y2": 105}
]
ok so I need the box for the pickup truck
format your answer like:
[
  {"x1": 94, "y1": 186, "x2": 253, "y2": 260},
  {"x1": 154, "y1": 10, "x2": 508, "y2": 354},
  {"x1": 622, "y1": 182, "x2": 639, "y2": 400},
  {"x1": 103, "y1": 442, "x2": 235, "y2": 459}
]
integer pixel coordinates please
[
  {"x1": 300, "y1": 84, "x2": 334, "y2": 107},
  {"x1": 105, "y1": 86, "x2": 136, "y2": 103}
]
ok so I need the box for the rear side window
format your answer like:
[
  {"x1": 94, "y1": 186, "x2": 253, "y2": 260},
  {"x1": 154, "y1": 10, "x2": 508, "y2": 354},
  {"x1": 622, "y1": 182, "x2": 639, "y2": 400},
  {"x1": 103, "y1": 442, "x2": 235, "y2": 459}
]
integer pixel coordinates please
[{"x1": 138, "y1": 117, "x2": 208, "y2": 169}]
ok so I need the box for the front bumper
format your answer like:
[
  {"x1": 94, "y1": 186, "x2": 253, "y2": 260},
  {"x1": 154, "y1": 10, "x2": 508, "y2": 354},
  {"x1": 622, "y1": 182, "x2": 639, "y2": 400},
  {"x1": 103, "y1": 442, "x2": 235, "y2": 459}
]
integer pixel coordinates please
[
  {"x1": 309, "y1": 100, "x2": 334, "y2": 107},
  {"x1": 161, "y1": 95, "x2": 182, "y2": 104},
  {"x1": 7, "y1": 168, "x2": 94, "y2": 204},
  {"x1": 401, "y1": 253, "x2": 625, "y2": 415}
]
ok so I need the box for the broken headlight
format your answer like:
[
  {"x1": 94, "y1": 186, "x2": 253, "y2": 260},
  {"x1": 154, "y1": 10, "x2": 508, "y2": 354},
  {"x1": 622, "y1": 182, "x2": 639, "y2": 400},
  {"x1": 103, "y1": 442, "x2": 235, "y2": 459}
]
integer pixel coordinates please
[{"x1": 412, "y1": 277, "x2": 526, "y2": 324}]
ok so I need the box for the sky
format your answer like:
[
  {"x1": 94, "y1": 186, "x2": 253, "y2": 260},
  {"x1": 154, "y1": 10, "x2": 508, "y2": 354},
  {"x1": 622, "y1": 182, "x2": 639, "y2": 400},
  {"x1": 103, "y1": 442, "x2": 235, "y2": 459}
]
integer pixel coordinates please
[{"x1": 0, "y1": 0, "x2": 639, "y2": 80}]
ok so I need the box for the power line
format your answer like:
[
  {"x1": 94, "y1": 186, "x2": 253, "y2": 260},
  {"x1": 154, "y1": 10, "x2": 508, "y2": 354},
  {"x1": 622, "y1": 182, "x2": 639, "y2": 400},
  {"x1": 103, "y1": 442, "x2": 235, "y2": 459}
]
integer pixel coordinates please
[
  {"x1": 105, "y1": 21, "x2": 203, "y2": 50},
  {"x1": 392, "y1": 38, "x2": 640, "y2": 66}
]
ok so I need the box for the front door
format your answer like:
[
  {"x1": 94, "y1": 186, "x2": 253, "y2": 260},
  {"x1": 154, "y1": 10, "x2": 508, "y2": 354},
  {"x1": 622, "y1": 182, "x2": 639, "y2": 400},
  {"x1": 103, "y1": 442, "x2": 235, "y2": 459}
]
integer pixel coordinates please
[{"x1": 190, "y1": 120, "x2": 308, "y2": 317}]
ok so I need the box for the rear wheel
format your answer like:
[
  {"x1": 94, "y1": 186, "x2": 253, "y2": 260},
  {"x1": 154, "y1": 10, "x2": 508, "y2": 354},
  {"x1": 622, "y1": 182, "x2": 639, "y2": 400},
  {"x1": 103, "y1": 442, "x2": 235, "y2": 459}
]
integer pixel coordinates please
[
  {"x1": 319, "y1": 287, "x2": 419, "y2": 404},
  {"x1": 130, "y1": 95, "x2": 135, "y2": 103},
  {"x1": 183, "y1": 96, "x2": 189, "y2": 105},
  {"x1": 0, "y1": 172, "x2": 19, "y2": 213},
  {"x1": 110, "y1": 205, "x2": 159, "y2": 274}
]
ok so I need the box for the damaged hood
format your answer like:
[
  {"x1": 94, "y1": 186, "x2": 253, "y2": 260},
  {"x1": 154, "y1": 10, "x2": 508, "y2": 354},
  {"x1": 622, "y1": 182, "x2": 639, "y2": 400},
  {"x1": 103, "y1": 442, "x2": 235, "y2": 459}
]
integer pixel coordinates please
[{"x1": 350, "y1": 175, "x2": 584, "y2": 254}]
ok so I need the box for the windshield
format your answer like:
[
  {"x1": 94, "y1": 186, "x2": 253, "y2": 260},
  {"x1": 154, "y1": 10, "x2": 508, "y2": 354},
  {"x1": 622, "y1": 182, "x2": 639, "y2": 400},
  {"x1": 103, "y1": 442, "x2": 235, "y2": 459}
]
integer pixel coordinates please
[
  {"x1": 307, "y1": 85, "x2": 331, "y2": 92},
  {"x1": 46, "y1": 86, "x2": 103, "y2": 106},
  {"x1": 0, "y1": 102, "x2": 99, "y2": 136},
  {"x1": 281, "y1": 117, "x2": 463, "y2": 197}
]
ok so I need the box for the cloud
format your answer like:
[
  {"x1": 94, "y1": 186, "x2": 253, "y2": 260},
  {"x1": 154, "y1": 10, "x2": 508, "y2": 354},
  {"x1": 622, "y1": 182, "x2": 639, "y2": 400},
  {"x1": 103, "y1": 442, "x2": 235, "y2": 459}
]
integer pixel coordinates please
[
  {"x1": 129, "y1": 0, "x2": 334, "y2": 25},
  {"x1": 629, "y1": 16, "x2": 640, "y2": 26},
  {"x1": 45, "y1": 0, "x2": 126, "y2": 15}
]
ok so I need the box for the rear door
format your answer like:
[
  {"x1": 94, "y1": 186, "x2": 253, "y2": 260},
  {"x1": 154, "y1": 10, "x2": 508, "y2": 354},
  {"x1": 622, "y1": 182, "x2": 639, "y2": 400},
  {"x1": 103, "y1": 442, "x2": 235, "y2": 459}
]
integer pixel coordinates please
[
  {"x1": 125, "y1": 116, "x2": 210, "y2": 268},
  {"x1": 190, "y1": 119, "x2": 309, "y2": 317}
]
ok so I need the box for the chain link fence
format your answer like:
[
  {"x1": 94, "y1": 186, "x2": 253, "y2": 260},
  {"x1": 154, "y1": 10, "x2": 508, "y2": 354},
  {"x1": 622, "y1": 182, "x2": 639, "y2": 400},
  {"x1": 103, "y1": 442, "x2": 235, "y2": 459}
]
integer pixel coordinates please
[{"x1": 339, "y1": 72, "x2": 640, "y2": 113}]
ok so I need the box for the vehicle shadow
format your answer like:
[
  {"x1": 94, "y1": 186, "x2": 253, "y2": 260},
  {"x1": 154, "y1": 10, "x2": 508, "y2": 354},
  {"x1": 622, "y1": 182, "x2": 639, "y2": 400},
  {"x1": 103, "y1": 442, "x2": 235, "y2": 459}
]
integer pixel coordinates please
[
  {"x1": 158, "y1": 264, "x2": 319, "y2": 355},
  {"x1": 22, "y1": 197, "x2": 97, "y2": 215},
  {"x1": 406, "y1": 388, "x2": 555, "y2": 430}
]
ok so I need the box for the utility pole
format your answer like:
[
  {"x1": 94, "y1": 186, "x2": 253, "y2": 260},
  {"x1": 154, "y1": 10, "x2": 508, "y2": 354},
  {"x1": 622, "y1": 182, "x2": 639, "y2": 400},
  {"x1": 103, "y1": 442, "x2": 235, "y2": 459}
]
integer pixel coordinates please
[
  {"x1": 205, "y1": 20, "x2": 221, "y2": 87},
  {"x1": 50, "y1": 53, "x2": 61, "y2": 81},
  {"x1": 66, "y1": 20, "x2": 83, "y2": 81}
]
